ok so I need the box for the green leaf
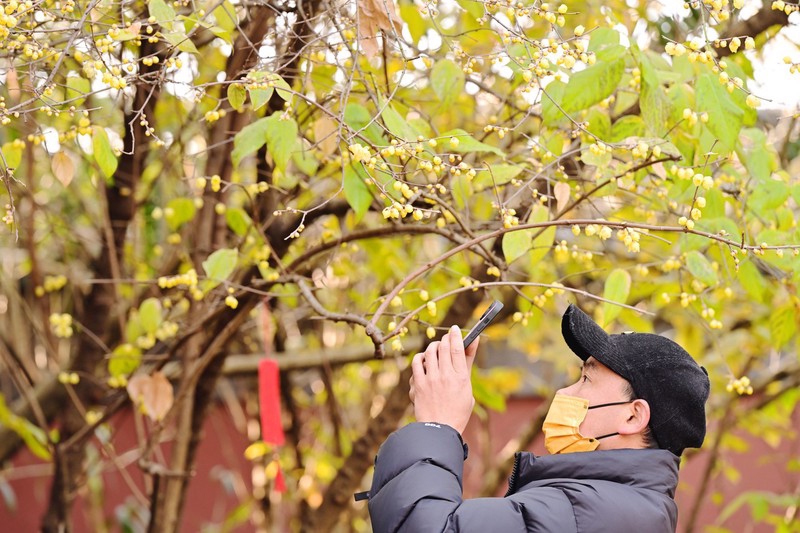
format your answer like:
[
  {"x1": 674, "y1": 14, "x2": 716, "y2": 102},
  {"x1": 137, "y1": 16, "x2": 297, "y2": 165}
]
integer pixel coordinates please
[
  {"x1": 527, "y1": 205, "x2": 556, "y2": 268},
  {"x1": 292, "y1": 144, "x2": 319, "y2": 176},
  {"x1": 750, "y1": 177, "x2": 789, "y2": 216},
  {"x1": 263, "y1": 113, "x2": 298, "y2": 173},
  {"x1": 247, "y1": 72, "x2": 291, "y2": 109},
  {"x1": 638, "y1": 54, "x2": 671, "y2": 136},
  {"x1": 0, "y1": 141, "x2": 23, "y2": 170},
  {"x1": 380, "y1": 102, "x2": 418, "y2": 142},
  {"x1": 65, "y1": 74, "x2": 90, "y2": 105},
  {"x1": 442, "y1": 129, "x2": 505, "y2": 157},
  {"x1": 125, "y1": 310, "x2": 143, "y2": 344},
  {"x1": 248, "y1": 85, "x2": 273, "y2": 111},
  {"x1": 232, "y1": 117, "x2": 269, "y2": 166},
  {"x1": 640, "y1": 67, "x2": 670, "y2": 136},
  {"x1": 400, "y1": 3, "x2": 426, "y2": 42},
  {"x1": 108, "y1": 344, "x2": 142, "y2": 377},
  {"x1": 602, "y1": 269, "x2": 631, "y2": 325},
  {"x1": 703, "y1": 189, "x2": 725, "y2": 219},
  {"x1": 696, "y1": 73, "x2": 744, "y2": 153},
  {"x1": 430, "y1": 59, "x2": 465, "y2": 107},
  {"x1": 212, "y1": 0, "x2": 237, "y2": 34},
  {"x1": 542, "y1": 80, "x2": 567, "y2": 126},
  {"x1": 226, "y1": 207, "x2": 253, "y2": 236},
  {"x1": 163, "y1": 31, "x2": 199, "y2": 54},
  {"x1": 92, "y1": 126, "x2": 118, "y2": 180},
  {"x1": 202, "y1": 248, "x2": 238, "y2": 282},
  {"x1": 456, "y1": 0, "x2": 484, "y2": 19},
  {"x1": 502, "y1": 205, "x2": 552, "y2": 265},
  {"x1": 227, "y1": 83, "x2": 246, "y2": 111},
  {"x1": 139, "y1": 298, "x2": 162, "y2": 335},
  {"x1": 270, "y1": 74, "x2": 293, "y2": 102},
  {"x1": 737, "y1": 128, "x2": 777, "y2": 183},
  {"x1": 585, "y1": 109, "x2": 611, "y2": 139},
  {"x1": 685, "y1": 250, "x2": 718, "y2": 286},
  {"x1": 581, "y1": 138, "x2": 611, "y2": 167},
  {"x1": 343, "y1": 164, "x2": 372, "y2": 222},
  {"x1": 232, "y1": 112, "x2": 297, "y2": 171},
  {"x1": 588, "y1": 27, "x2": 620, "y2": 53},
  {"x1": 503, "y1": 227, "x2": 530, "y2": 265},
  {"x1": 474, "y1": 164, "x2": 524, "y2": 189},
  {"x1": 149, "y1": 0, "x2": 176, "y2": 30},
  {"x1": 19, "y1": 422, "x2": 51, "y2": 461},
  {"x1": 770, "y1": 303, "x2": 796, "y2": 349},
  {"x1": 0, "y1": 394, "x2": 51, "y2": 460},
  {"x1": 344, "y1": 103, "x2": 383, "y2": 145},
  {"x1": 562, "y1": 56, "x2": 625, "y2": 114},
  {"x1": 165, "y1": 197, "x2": 196, "y2": 230},
  {"x1": 451, "y1": 173, "x2": 472, "y2": 209},
  {"x1": 737, "y1": 260, "x2": 767, "y2": 303}
]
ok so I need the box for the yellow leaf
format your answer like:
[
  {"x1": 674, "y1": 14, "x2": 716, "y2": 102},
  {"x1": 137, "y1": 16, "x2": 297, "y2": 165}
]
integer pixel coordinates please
[
  {"x1": 553, "y1": 182, "x2": 571, "y2": 213},
  {"x1": 313, "y1": 116, "x2": 340, "y2": 156},
  {"x1": 51, "y1": 151, "x2": 75, "y2": 187},
  {"x1": 244, "y1": 441, "x2": 271, "y2": 460}
]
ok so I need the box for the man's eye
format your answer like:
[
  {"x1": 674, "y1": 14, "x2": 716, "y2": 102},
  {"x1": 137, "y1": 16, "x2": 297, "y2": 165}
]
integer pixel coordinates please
[{"x1": 581, "y1": 374, "x2": 590, "y2": 383}]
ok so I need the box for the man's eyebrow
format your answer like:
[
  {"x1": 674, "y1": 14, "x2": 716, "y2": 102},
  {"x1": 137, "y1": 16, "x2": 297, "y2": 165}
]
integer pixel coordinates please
[{"x1": 582, "y1": 360, "x2": 597, "y2": 374}]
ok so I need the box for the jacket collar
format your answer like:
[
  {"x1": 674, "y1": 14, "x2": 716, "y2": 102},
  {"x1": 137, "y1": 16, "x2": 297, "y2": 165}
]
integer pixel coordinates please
[{"x1": 508, "y1": 448, "x2": 680, "y2": 498}]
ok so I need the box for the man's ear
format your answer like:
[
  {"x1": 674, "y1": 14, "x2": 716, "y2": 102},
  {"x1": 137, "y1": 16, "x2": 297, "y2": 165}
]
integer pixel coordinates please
[{"x1": 618, "y1": 399, "x2": 651, "y2": 435}]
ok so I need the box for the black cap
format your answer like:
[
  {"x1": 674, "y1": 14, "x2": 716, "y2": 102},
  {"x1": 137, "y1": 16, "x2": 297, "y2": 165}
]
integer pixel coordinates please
[{"x1": 561, "y1": 304, "x2": 710, "y2": 456}]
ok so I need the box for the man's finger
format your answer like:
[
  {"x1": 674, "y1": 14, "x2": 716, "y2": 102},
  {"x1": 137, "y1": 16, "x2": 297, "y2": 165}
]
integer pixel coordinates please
[
  {"x1": 423, "y1": 341, "x2": 440, "y2": 377},
  {"x1": 438, "y1": 329, "x2": 454, "y2": 372},
  {"x1": 411, "y1": 352, "x2": 426, "y2": 380},
  {"x1": 464, "y1": 336, "x2": 479, "y2": 371},
  {"x1": 448, "y1": 325, "x2": 466, "y2": 372}
]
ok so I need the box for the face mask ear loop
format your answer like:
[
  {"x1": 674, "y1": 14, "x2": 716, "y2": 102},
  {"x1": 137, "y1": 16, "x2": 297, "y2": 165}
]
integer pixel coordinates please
[
  {"x1": 593, "y1": 432, "x2": 620, "y2": 440},
  {"x1": 587, "y1": 400, "x2": 632, "y2": 410}
]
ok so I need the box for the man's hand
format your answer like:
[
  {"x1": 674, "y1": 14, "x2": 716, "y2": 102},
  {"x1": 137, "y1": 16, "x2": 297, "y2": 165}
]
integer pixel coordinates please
[{"x1": 409, "y1": 325, "x2": 479, "y2": 434}]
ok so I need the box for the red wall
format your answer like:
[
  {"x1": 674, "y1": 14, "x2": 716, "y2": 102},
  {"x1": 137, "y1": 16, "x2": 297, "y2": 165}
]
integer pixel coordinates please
[
  {"x1": 2, "y1": 398, "x2": 798, "y2": 532},
  {"x1": 0, "y1": 407, "x2": 253, "y2": 532}
]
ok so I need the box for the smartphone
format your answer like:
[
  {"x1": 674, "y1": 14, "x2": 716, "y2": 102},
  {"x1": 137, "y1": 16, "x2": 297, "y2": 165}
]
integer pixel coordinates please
[{"x1": 462, "y1": 300, "x2": 504, "y2": 348}]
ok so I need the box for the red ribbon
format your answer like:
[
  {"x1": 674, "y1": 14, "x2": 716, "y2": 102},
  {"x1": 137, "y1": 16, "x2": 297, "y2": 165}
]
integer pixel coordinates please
[
  {"x1": 258, "y1": 358, "x2": 285, "y2": 446},
  {"x1": 258, "y1": 357, "x2": 286, "y2": 492}
]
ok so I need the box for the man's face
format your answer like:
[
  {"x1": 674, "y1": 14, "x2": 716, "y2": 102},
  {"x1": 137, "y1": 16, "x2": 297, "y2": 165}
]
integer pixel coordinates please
[{"x1": 556, "y1": 356, "x2": 631, "y2": 447}]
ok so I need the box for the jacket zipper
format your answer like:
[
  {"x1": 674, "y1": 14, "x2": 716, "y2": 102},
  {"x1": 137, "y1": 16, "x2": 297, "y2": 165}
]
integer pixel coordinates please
[{"x1": 505, "y1": 452, "x2": 522, "y2": 496}]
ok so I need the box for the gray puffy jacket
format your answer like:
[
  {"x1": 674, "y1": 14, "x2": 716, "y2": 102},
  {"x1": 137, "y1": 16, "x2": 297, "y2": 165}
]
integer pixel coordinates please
[{"x1": 368, "y1": 422, "x2": 679, "y2": 532}]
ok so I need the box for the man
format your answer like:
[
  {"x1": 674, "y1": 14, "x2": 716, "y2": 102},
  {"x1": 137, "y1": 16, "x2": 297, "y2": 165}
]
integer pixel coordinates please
[{"x1": 365, "y1": 303, "x2": 710, "y2": 532}]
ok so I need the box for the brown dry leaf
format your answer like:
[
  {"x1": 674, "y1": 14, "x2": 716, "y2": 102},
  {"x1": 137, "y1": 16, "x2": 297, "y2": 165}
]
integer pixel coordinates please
[
  {"x1": 144, "y1": 372, "x2": 173, "y2": 422},
  {"x1": 357, "y1": 0, "x2": 402, "y2": 59},
  {"x1": 553, "y1": 182, "x2": 571, "y2": 213},
  {"x1": 126, "y1": 372, "x2": 174, "y2": 422},
  {"x1": 5, "y1": 68, "x2": 20, "y2": 104},
  {"x1": 126, "y1": 374, "x2": 149, "y2": 408},
  {"x1": 313, "y1": 117, "x2": 340, "y2": 156},
  {"x1": 51, "y1": 151, "x2": 75, "y2": 187}
]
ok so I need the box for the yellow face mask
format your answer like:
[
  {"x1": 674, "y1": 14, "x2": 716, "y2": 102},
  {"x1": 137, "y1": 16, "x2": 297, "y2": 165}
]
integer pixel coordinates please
[{"x1": 542, "y1": 394, "x2": 630, "y2": 454}]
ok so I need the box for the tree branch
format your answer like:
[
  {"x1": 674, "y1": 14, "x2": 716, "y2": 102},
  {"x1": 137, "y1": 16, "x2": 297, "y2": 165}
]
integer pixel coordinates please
[{"x1": 717, "y1": 2, "x2": 791, "y2": 59}]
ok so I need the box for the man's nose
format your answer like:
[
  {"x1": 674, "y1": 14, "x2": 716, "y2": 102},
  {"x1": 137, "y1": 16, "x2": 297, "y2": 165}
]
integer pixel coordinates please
[{"x1": 557, "y1": 381, "x2": 577, "y2": 396}]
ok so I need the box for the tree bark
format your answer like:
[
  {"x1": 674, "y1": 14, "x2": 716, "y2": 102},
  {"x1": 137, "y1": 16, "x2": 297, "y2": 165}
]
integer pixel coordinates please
[{"x1": 40, "y1": 41, "x2": 157, "y2": 532}]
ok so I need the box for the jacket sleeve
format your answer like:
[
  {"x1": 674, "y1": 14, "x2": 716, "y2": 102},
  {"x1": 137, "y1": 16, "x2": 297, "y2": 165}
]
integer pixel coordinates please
[{"x1": 367, "y1": 423, "x2": 576, "y2": 533}]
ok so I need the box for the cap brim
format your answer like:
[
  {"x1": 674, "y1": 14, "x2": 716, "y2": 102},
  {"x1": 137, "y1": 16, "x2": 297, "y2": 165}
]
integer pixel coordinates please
[
  {"x1": 561, "y1": 304, "x2": 611, "y2": 361},
  {"x1": 561, "y1": 304, "x2": 633, "y2": 382}
]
